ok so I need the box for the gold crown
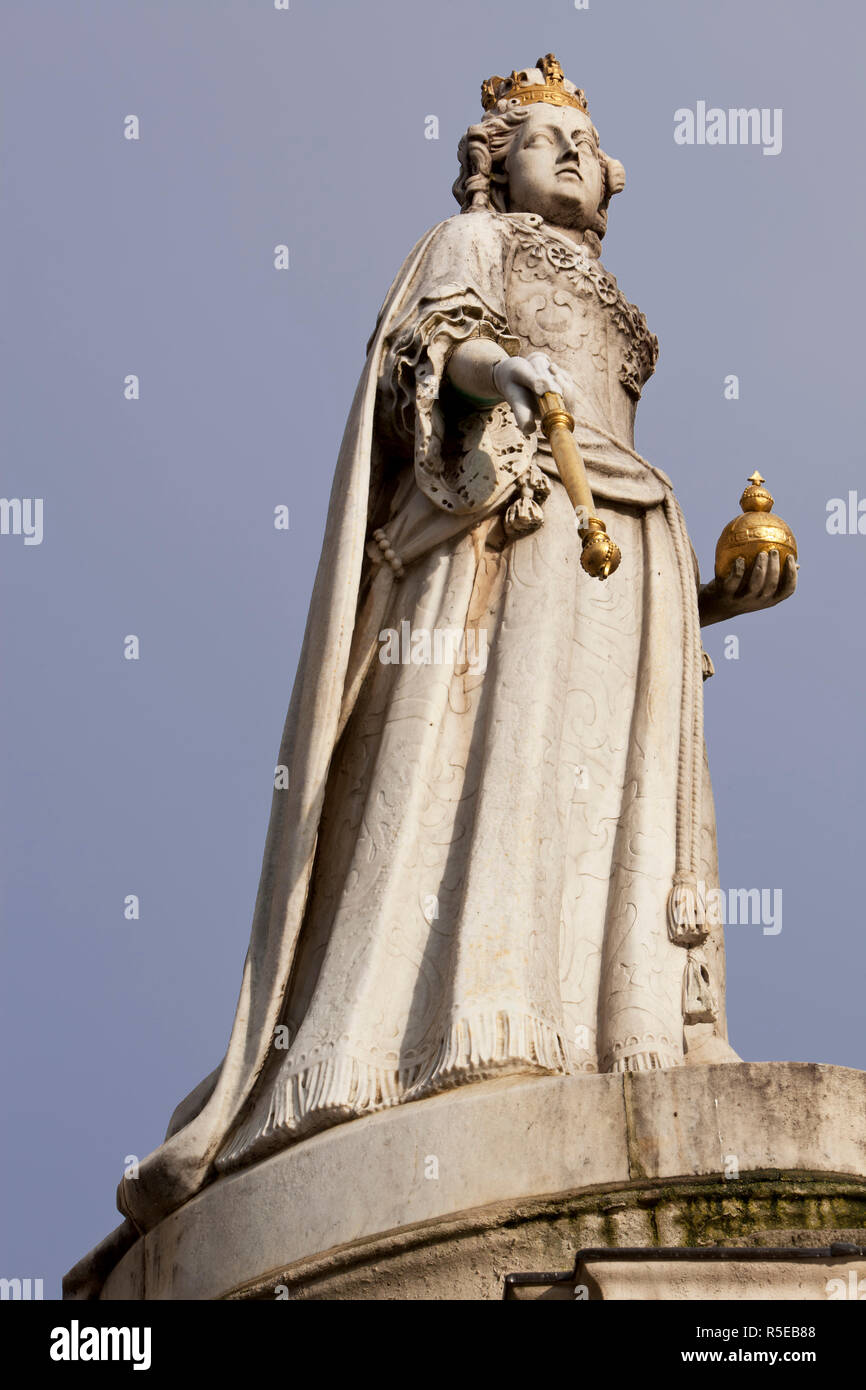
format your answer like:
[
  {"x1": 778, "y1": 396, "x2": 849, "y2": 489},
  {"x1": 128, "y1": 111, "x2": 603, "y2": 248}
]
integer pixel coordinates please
[{"x1": 481, "y1": 53, "x2": 589, "y2": 115}]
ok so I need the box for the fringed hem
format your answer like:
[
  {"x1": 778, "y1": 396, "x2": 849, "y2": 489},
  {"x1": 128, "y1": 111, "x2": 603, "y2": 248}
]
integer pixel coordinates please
[
  {"x1": 216, "y1": 1008, "x2": 570, "y2": 1174},
  {"x1": 602, "y1": 1032, "x2": 683, "y2": 1074},
  {"x1": 608, "y1": 1050, "x2": 682, "y2": 1073}
]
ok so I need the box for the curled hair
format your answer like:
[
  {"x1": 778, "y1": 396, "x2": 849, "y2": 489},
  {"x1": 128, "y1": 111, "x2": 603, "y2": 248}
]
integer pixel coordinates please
[{"x1": 451, "y1": 103, "x2": 614, "y2": 239}]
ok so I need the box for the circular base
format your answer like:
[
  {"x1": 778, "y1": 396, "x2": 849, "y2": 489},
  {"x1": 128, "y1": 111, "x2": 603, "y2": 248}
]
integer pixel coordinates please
[{"x1": 68, "y1": 1063, "x2": 866, "y2": 1300}]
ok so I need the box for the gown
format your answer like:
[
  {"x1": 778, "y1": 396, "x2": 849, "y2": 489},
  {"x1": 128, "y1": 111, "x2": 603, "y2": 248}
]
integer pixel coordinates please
[
  {"x1": 116, "y1": 208, "x2": 732, "y2": 1231},
  {"x1": 212, "y1": 209, "x2": 730, "y2": 1175}
]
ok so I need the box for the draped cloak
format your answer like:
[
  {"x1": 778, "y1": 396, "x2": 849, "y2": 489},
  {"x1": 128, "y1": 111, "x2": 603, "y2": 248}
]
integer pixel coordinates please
[{"x1": 118, "y1": 209, "x2": 731, "y2": 1233}]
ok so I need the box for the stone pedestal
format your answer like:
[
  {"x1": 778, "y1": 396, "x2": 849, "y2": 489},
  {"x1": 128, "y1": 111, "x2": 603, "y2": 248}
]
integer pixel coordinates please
[{"x1": 65, "y1": 1063, "x2": 866, "y2": 1300}]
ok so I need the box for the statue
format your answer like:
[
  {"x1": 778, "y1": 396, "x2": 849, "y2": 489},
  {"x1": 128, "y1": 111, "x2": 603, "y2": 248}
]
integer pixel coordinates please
[{"x1": 117, "y1": 55, "x2": 797, "y2": 1234}]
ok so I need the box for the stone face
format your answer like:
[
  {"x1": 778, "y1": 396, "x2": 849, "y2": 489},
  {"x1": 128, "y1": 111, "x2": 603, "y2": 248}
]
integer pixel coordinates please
[{"x1": 66, "y1": 1063, "x2": 866, "y2": 1300}]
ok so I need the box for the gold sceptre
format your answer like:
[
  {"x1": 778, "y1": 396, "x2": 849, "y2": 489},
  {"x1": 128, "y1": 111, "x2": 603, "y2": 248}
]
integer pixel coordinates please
[{"x1": 537, "y1": 392, "x2": 621, "y2": 579}]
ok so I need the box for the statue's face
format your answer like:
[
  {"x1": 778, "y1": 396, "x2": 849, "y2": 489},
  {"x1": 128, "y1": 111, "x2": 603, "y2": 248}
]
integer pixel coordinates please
[{"x1": 503, "y1": 104, "x2": 603, "y2": 229}]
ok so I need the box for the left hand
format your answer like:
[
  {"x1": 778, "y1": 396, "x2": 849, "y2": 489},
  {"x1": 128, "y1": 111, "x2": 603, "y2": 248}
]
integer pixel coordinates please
[{"x1": 699, "y1": 549, "x2": 797, "y2": 627}]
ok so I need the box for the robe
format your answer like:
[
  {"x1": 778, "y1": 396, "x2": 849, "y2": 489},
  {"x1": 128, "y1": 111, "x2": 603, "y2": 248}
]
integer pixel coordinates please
[{"x1": 118, "y1": 209, "x2": 730, "y2": 1232}]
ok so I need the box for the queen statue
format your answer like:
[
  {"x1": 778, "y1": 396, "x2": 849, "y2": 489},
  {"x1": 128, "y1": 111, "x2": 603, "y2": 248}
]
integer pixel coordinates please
[{"x1": 118, "y1": 55, "x2": 797, "y2": 1233}]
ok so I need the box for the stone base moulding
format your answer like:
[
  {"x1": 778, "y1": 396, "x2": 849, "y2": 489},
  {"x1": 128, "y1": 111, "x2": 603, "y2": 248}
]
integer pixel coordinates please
[
  {"x1": 504, "y1": 1245, "x2": 866, "y2": 1300},
  {"x1": 64, "y1": 1062, "x2": 866, "y2": 1301}
]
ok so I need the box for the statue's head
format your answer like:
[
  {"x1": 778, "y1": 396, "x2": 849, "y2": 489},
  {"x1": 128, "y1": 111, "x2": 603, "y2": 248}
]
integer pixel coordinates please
[{"x1": 452, "y1": 54, "x2": 625, "y2": 243}]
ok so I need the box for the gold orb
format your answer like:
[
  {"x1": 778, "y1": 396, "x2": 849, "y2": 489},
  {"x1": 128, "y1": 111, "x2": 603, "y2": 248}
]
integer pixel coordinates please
[
  {"x1": 714, "y1": 472, "x2": 797, "y2": 583},
  {"x1": 580, "y1": 520, "x2": 621, "y2": 580}
]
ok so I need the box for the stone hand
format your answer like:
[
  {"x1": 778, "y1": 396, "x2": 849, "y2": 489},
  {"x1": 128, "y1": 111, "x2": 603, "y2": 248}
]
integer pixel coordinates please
[
  {"x1": 493, "y1": 352, "x2": 578, "y2": 434},
  {"x1": 699, "y1": 549, "x2": 798, "y2": 627}
]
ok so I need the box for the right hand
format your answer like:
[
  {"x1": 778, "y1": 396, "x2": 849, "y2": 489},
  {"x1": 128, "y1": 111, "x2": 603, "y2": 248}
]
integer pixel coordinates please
[{"x1": 493, "y1": 352, "x2": 576, "y2": 434}]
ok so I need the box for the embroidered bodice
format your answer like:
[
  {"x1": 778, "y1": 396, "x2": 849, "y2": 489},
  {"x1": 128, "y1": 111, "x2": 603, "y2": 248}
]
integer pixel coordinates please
[{"x1": 504, "y1": 216, "x2": 658, "y2": 452}]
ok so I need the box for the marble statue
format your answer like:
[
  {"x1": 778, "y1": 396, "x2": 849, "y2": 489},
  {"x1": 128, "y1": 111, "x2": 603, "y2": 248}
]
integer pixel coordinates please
[{"x1": 118, "y1": 55, "x2": 797, "y2": 1233}]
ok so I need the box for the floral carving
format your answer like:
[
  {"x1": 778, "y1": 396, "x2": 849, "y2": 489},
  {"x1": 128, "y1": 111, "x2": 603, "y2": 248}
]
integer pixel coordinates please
[{"x1": 510, "y1": 226, "x2": 659, "y2": 399}]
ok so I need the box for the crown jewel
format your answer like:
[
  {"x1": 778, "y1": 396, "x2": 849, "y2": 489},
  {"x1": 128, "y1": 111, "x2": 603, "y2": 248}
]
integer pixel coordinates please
[{"x1": 481, "y1": 53, "x2": 589, "y2": 115}]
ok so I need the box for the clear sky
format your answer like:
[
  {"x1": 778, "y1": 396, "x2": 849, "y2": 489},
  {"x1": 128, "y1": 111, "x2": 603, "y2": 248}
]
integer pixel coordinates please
[{"x1": 2, "y1": 0, "x2": 864, "y2": 1296}]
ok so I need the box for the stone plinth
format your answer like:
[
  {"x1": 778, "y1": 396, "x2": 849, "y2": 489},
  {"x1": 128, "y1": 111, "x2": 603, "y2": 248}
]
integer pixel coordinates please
[{"x1": 64, "y1": 1063, "x2": 866, "y2": 1300}]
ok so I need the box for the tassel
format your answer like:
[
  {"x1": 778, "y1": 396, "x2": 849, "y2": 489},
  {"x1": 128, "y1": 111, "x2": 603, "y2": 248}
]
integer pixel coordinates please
[
  {"x1": 667, "y1": 875, "x2": 709, "y2": 946},
  {"x1": 503, "y1": 463, "x2": 551, "y2": 538},
  {"x1": 682, "y1": 948, "x2": 718, "y2": 1024},
  {"x1": 504, "y1": 488, "x2": 544, "y2": 536}
]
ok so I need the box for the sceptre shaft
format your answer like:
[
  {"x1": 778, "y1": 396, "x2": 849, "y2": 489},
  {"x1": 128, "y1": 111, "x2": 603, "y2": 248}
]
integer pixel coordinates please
[{"x1": 537, "y1": 391, "x2": 621, "y2": 580}]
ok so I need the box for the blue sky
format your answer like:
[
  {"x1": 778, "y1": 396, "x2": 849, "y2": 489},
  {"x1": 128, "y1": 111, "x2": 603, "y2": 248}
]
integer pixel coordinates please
[{"x1": 2, "y1": 0, "x2": 864, "y2": 1295}]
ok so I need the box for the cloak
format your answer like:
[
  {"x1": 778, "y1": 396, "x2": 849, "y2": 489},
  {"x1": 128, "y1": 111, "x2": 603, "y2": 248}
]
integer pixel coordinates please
[{"x1": 118, "y1": 210, "x2": 727, "y2": 1233}]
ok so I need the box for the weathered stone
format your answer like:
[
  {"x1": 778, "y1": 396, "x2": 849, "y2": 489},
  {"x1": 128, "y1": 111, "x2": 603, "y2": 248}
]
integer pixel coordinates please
[{"x1": 65, "y1": 1064, "x2": 866, "y2": 1300}]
